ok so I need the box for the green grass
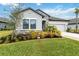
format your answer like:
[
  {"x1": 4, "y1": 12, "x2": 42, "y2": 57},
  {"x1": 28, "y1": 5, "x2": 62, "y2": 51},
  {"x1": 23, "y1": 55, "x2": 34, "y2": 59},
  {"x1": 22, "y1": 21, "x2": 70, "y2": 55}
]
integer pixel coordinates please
[
  {"x1": 0, "y1": 30, "x2": 12, "y2": 37},
  {"x1": 0, "y1": 38, "x2": 79, "y2": 56}
]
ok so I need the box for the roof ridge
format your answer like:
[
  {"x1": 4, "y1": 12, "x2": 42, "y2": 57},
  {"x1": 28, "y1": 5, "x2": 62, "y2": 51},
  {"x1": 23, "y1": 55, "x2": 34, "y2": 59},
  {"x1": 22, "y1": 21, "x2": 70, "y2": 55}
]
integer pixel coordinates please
[
  {"x1": 36, "y1": 9, "x2": 51, "y2": 17},
  {"x1": 19, "y1": 7, "x2": 44, "y2": 18}
]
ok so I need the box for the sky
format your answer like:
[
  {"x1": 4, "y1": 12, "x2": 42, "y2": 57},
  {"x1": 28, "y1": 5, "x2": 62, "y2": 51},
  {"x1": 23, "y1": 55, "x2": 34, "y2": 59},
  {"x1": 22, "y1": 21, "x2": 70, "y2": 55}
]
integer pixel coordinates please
[{"x1": 0, "y1": 3, "x2": 79, "y2": 19}]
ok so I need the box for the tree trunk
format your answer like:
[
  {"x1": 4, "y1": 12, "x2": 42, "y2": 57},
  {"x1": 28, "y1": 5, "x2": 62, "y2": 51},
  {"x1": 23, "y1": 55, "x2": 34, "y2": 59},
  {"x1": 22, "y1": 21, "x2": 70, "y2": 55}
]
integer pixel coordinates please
[{"x1": 76, "y1": 13, "x2": 78, "y2": 33}]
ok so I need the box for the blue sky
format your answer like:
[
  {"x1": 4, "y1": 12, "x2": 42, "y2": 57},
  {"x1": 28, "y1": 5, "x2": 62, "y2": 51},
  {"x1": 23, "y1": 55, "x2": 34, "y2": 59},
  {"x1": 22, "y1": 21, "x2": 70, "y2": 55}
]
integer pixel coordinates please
[{"x1": 0, "y1": 3, "x2": 79, "y2": 19}]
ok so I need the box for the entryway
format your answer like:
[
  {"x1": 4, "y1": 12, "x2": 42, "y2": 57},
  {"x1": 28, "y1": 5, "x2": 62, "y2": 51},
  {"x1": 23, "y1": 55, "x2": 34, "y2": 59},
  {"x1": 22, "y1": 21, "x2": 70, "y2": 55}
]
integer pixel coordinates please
[{"x1": 42, "y1": 21, "x2": 46, "y2": 31}]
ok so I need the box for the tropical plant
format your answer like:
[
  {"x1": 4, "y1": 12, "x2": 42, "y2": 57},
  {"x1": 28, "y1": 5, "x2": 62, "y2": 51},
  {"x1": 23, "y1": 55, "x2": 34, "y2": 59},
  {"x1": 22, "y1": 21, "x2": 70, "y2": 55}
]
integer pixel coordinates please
[
  {"x1": 66, "y1": 28, "x2": 71, "y2": 32},
  {"x1": 74, "y1": 8, "x2": 79, "y2": 32},
  {"x1": 45, "y1": 25, "x2": 57, "y2": 32}
]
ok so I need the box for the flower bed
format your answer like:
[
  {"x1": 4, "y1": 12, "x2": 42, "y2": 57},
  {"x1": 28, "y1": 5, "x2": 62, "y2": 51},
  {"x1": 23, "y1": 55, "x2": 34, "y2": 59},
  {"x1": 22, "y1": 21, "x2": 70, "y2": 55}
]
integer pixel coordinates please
[
  {"x1": 0, "y1": 31, "x2": 61, "y2": 44},
  {"x1": 0, "y1": 26, "x2": 62, "y2": 44}
]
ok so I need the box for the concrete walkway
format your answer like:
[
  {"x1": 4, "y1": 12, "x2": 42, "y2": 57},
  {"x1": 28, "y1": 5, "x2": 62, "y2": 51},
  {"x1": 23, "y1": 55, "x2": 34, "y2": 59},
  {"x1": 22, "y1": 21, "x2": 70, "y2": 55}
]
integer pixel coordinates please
[{"x1": 61, "y1": 32, "x2": 79, "y2": 41}]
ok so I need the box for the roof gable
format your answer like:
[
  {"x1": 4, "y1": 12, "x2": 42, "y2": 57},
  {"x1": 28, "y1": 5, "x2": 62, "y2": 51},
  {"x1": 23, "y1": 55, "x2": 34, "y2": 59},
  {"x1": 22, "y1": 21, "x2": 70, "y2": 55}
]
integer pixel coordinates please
[
  {"x1": 19, "y1": 8, "x2": 44, "y2": 18},
  {"x1": 36, "y1": 9, "x2": 50, "y2": 17},
  {"x1": 36, "y1": 9, "x2": 68, "y2": 21},
  {"x1": 18, "y1": 8, "x2": 68, "y2": 21}
]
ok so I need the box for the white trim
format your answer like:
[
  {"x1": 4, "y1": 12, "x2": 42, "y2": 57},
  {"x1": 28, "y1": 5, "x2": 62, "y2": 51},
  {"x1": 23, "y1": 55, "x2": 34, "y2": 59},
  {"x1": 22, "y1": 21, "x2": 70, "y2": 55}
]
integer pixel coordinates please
[
  {"x1": 16, "y1": 29, "x2": 42, "y2": 31},
  {"x1": 23, "y1": 18, "x2": 37, "y2": 19}
]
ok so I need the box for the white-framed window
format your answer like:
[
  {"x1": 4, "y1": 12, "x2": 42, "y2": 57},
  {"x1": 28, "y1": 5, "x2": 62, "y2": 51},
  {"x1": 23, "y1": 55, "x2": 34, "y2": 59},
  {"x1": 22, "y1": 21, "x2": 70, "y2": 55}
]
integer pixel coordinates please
[
  {"x1": 30, "y1": 19, "x2": 36, "y2": 29},
  {"x1": 23, "y1": 19, "x2": 29, "y2": 29},
  {"x1": 23, "y1": 18, "x2": 36, "y2": 29}
]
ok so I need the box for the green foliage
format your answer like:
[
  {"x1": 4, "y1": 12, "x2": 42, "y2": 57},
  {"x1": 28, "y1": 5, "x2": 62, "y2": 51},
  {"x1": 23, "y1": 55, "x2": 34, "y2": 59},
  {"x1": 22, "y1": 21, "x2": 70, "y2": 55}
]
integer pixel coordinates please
[
  {"x1": 66, "y1": 28, "x2": 79, "y2": 33},
  {"x1": 40, "y1": 32, "x2": 48, "y2": 39},
  {"x1": 74, "y1": 8, "x2": 79, "y2": 32},
  {"x1": 30, "y1": 31, "x2": 37, "y2": 39},
  {"x1": 45, "y1": 25, "x2": 61, "y2": 37},
  {"x1": 66, "y1": 28, "x2": 71, "y2": 32},
  {"x1": 46, "y1": 32, "x2": 54, "y2": 38},
  {"x1": 75, "y1": 8, "x2": 79, "y2": 14},
  {"x1": 45, "y1": 26, "x2": 57, "y2": 32},
  {"x1": 0, "y1": 30, "x2": 61, "y2": 44}
]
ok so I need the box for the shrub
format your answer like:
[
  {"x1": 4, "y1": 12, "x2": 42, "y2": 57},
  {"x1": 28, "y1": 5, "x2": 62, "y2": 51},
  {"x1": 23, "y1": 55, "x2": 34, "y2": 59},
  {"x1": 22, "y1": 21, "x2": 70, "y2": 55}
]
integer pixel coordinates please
[
  {"x1": 66, "y1": 28, "x2": 71, "y2": 32},
  {"x1": 66, "y1": 28, "x2": 79, "y2": 33},
  {"x1": 45, "y1": 25, "x2": 61, "y2": 38},
  {"x1": 26, "y1": 33, "x2": 31, "y2": 40},
  {"x1": 5, "y1": 35, "x2": 12, "y2": 43},
  {"x1": 30, "y1": 31, "x2": 37, "y2": 39},
  {"x1": 3, "y1": 34, "x2": 16, "y2": 43},
  {"x1": 0, "y1": 28, "x2": 62, "y2": 44},
  {"x1": 46, "y1": 31, "x2": 54, "y2": 38},
  {"x1": 45, "y1": 26, "x2": 57, "y2": 32},
  {"x1": 54, "y1": 31, "x2": 61, "y2": 38},
  {"x1": 40, "y1": 32, "x2": 48, "y2": 39},
  {"x1": 0, "y1": 37, "x2": 6, "y2": 44},
  {"x1": 16, "y1": 34, "x2": 27, "y2": 41}
]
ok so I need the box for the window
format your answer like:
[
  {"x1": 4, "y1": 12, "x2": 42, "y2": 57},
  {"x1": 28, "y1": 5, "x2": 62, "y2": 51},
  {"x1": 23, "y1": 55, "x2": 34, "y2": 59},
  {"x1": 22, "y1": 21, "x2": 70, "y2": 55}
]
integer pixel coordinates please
[
  {"x1": 30, "y1": 19, "x2": 36, "y2": 29},
  {"x1": 23, "y1": 19, "x2": 36, "y2": 29},
  {"x1": 23, "y1": 19, "x2": 29, "y2": 29}
]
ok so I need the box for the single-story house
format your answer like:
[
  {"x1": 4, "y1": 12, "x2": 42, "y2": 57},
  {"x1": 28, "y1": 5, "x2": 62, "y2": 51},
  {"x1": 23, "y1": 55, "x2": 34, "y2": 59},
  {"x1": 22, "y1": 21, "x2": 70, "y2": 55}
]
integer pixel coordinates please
[
  {"x1": 68, "y1": 18, "x2": 79, "y2": 29},
  {"x1": 15, "y1": 8, "x2": 69, "y2": 33},
  {"x1": 0, "y1": 17, "x2": 8, "y2": 30}
]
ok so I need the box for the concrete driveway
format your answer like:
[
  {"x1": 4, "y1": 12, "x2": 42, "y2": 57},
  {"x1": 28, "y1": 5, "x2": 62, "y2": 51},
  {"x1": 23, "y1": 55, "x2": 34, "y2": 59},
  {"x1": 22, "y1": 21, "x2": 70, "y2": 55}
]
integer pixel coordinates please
[{"x1": 61, "y1": 32, "x2": 79, "y2": 41}]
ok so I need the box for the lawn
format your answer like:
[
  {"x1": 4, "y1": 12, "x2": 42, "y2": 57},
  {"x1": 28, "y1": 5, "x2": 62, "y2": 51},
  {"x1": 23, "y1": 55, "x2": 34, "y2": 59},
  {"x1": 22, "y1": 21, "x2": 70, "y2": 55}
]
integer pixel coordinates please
[{"x1": 0, "y1": 38, "x2": 79, "y2": 56}]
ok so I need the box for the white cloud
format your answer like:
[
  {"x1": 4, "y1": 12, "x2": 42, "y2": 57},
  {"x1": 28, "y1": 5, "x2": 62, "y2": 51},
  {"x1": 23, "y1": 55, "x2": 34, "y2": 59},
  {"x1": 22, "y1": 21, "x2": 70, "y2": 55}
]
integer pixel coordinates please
[
  {"x1": 36, "y1": 3, "x2": 41, "y2": 6},
  {"x1": 0, "y1": 3, "x2": 19, "y2": 8},
  {"x1": 0, "y1": 3, "x2": 8, "y2": 5},
  {"x1": 61, "y1": 15, "x2": 75, "y2": 19},
  {"x1": 43, "y1": 7, "x2": 75, "y2": 19}
]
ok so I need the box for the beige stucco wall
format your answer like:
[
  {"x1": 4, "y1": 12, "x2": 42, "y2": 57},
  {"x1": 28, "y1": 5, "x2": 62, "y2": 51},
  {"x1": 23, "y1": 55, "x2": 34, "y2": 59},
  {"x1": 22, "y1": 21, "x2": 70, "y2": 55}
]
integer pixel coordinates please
[{"x1": 16, "y1": 9, "x2": 44, "y2": 31}]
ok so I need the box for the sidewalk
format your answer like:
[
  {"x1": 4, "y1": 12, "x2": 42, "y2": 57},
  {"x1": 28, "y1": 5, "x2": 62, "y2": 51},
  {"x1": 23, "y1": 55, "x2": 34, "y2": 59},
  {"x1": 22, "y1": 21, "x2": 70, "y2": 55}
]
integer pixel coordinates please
[{"x1": 61, "y1": 32, "x2": 79, "y2": 41}]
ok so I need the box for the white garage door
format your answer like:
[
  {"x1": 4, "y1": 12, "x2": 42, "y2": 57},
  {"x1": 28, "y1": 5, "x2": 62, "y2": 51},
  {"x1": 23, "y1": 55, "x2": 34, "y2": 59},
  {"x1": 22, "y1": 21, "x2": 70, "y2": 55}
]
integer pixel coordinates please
[{"x1": 54, "y1": 24, "x2": 66, "y2": 31}]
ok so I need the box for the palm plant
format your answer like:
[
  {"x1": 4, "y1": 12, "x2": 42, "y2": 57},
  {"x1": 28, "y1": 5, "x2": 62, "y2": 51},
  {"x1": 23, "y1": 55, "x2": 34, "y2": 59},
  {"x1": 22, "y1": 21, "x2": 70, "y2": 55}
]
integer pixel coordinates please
[{"x1": 74, "y1": 8, "x2": 79, "y2": 32}]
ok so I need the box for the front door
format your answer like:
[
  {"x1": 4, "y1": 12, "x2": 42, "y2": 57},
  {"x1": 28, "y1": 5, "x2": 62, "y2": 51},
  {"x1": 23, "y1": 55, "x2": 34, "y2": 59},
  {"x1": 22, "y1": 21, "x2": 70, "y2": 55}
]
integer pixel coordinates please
[{"x1": 42, "y1": 21, "x2": 46, "y2": 31}]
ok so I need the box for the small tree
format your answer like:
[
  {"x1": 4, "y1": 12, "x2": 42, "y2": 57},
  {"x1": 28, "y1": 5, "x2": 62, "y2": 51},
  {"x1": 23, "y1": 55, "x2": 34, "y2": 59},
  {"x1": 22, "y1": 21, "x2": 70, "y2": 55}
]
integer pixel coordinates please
[
  {"x1": 9, "y1": 7, "x2": 22, "y2": 30},
  {"x1": 9, "y1": 4, "x2": 23, "y2": 40},
  {"x1": 74, "y1": 8, "x2": 79, "y2": 32}
]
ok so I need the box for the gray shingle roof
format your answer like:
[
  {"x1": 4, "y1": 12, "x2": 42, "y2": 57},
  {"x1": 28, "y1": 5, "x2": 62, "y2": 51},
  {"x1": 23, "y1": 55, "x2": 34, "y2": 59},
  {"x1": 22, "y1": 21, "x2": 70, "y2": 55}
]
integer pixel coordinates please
[
  {"x1": 49, "y1": 17, "x2": 69, "y2": 21},
  {"x1": 68, "y1": 18, "x2": 79, "y2": 24},
  {"x1": 11, "y1": 7, "x2": 69, "y2": 22},
  {"x1": 36, "y1": 9, "x2": 69, "y2": 21},
  {"x1": 0, "y1": 17, "x2": 9, "y2": 23},
  {"x1": 19, "y1": 8, "x2": 44, "y2": 18},
  {"x1": 36, "y1": 9, "x2": 51, "y2": 17}
]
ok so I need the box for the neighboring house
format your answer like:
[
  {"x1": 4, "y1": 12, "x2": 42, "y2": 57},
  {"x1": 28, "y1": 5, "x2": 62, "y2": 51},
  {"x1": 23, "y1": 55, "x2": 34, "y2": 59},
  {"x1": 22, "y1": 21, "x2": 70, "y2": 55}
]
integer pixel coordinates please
[
  {"x1": 68, "y1": 18, "x2": 79, "y2": 29},
  {"x1": 0, "y1": 17, "x2": 8, "y2": 30},
  {"x1": 16, "y1": 8, "x2": 69, "y2": 33}
]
